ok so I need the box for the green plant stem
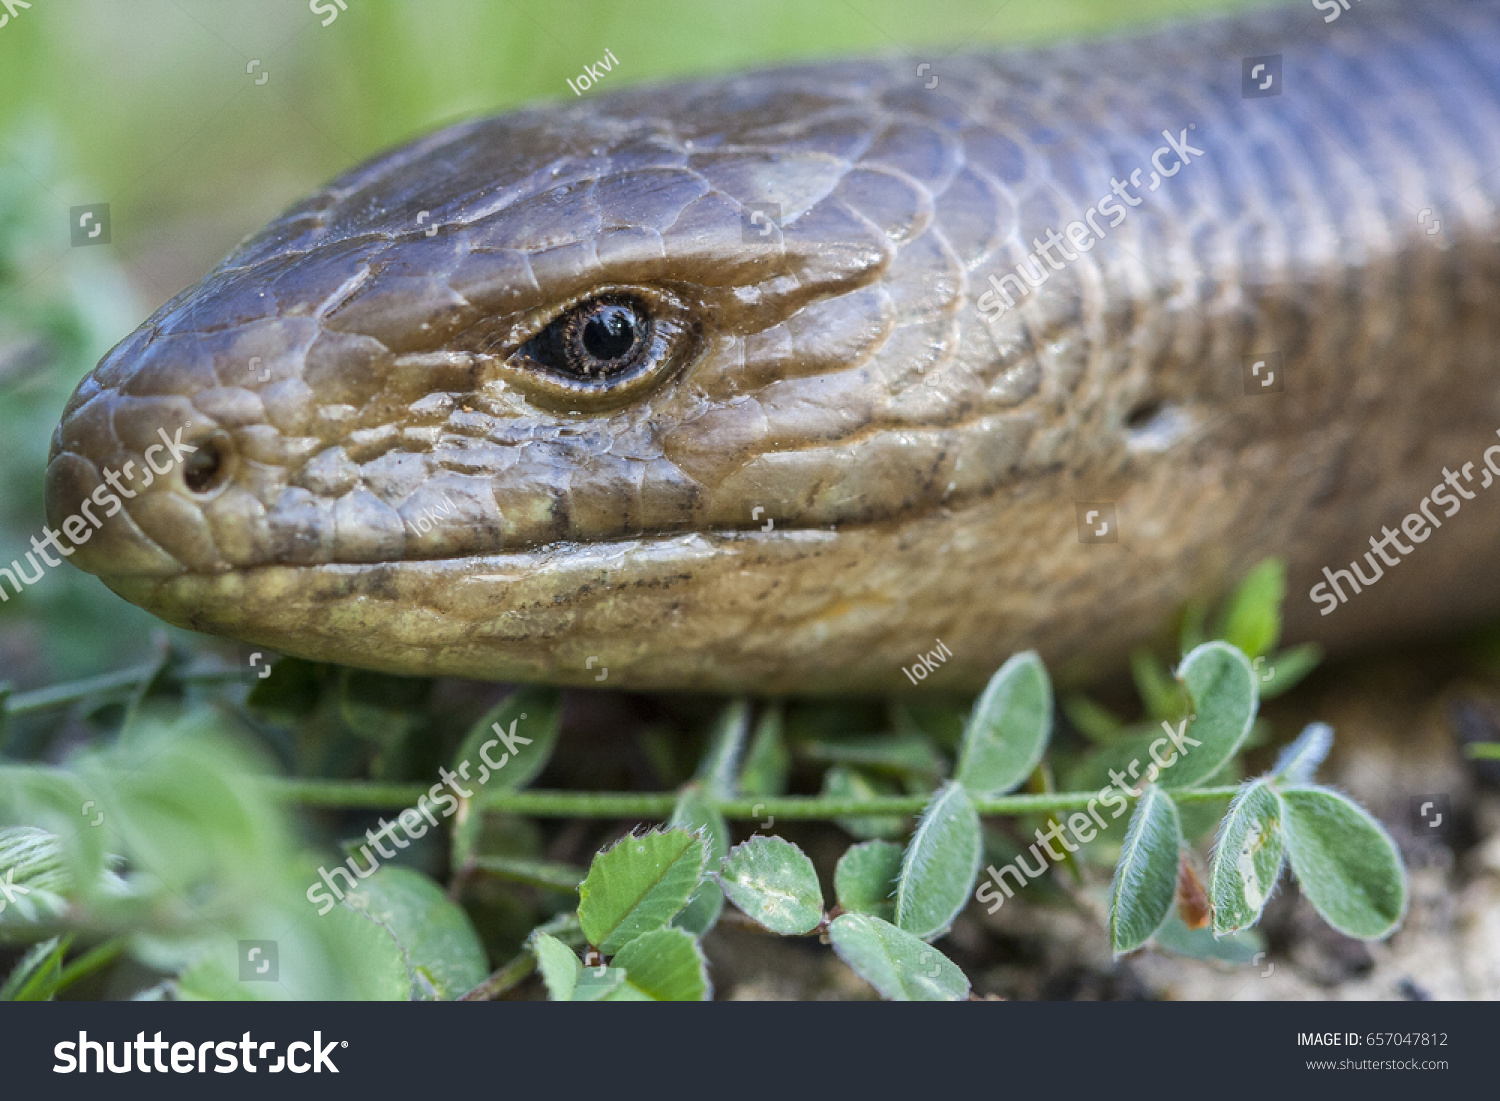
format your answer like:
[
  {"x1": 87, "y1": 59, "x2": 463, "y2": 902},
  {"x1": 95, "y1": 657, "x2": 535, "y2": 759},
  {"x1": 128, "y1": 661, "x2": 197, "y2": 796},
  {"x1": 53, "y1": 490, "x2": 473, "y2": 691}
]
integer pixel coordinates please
[
  {"x1": 458, "y1": 950, "x2": 535, "y2": 1001},
  {"x1": 51, "y1": 938, "x2": 126, "y2": 998},
  {"x1": 1467, "y1": 742, "x2": 1500, "y2": 761},
  {"x1": 471, "y1": 855, "x2": 585, "y2": 893},
  {"x1": 4, "y1": 663, "x2": 243, "y2": 717},
  {"x1": 271, "y1": 780, "x2": 1241, "y2": 818}
]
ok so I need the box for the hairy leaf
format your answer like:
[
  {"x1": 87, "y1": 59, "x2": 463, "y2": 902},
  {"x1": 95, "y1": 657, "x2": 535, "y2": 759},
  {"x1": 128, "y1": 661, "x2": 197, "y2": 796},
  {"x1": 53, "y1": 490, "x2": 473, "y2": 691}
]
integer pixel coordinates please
[
  {"x1": 1109, "y1": 785, "x2": 1182, "y2": 954},
  {"x1": 608, "y1": 927, "x2": 710, "y2": 1001},
  {"x1": 829, "y1": 913, "x2": 969, "y2": 1001},
  {"x1": 1281, "y1": 786, "x2": 1407, "y2": 940},
  {"x1": 578, "y1": 829, "x2": 706, "y2": 954},
  {"x1": 1209, "y1": 780, "x2": 1285, "y2": 934},
  {"x1": 834, "y1": 840, "x2": 904, "y2": 922},
  {"x1": 718, "y1": 836, "x2": 823, "y2": 935},
  {"x1": 1160, "y1": 642, "x2": 1258, "y2": 789},
  {"x1": 957, "y1": 651, "x2": 1052, "y2": 797},
  {"x1": 895, "y1": 782, "x2": 981, "y2": 940}
]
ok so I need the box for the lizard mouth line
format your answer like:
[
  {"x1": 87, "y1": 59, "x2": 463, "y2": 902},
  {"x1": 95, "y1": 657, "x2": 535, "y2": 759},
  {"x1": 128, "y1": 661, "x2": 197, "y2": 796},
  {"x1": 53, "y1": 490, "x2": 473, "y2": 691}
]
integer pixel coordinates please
[{"x1": 91, "y1": 523, "x2": 848, "y2": 582}]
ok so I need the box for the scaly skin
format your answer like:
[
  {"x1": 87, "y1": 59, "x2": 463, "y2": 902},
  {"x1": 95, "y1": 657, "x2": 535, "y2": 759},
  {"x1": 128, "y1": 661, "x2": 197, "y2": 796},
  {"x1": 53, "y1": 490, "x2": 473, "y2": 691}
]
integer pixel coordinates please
[{"x1": 43, "y1": 0, "x2": 1500, "y2": 693}]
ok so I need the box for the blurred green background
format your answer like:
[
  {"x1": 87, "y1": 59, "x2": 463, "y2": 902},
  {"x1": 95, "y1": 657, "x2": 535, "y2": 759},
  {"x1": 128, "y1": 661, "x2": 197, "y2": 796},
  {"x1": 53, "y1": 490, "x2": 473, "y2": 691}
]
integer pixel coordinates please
[{"x1": 0, "y1": 0, "x2": 1254, "y2": 687}]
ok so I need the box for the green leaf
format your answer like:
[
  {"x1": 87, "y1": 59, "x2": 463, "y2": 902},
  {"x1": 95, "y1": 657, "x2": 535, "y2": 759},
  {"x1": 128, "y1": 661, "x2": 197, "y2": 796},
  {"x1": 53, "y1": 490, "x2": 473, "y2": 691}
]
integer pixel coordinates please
[
  {"x1": 823, "y1": 766, "x2": 906, "y2": 840},
  {"x1": 1215, "y1": 559, "x2": 1285, "y2": 659},
  {"x1": 669, "y1": 785, "x2": 729, "y2": 935},
  {"x1": 1131, "y1": 648, "x2": 1190, "y2": 720},
  {"x1": 895, "y1": 782, "x2": 982, "y2": 940},
  {"x1": 956, "y1": 651, "x2": 1052, "y2": 797},
  {"x1": 828, "y1": 913, "x2": 969, "y2": 1001},
  {"x1": 1, "y1": 935, "x2": 67, "y2": 1001},
  {"x1": 890, "y1": 700, "x2": 969, "y2": 753},
  {"x1": 608, "y1": 926, "x2": 710, "y2": 1001},
  {"x1": 572, "y1": 965, "x2": 629, "y2": 1000},
  {"x1": 718, "y1": 836, "x2": 823, "y2": 934},
  {"x1": 1271, "y1": 723, "x2": 1333, "y2": 785},
  {"x1": 531, "y1": 931, "x2": 582, "y2": 1001},
  {"x1": 694, "y1": 700, "x2": 751, "y2": 798},
  {"x1": 1153, "y1": 912, "x2": 1264, "y2": 965},
  {"x1": 1061, "y1": 693, "x2": 1127, "y2": 745},
  {"x1": 0, "y1": 825, "x2": 73, "y2": 930},
  {"x1": 245, "y1": 656, "x2": 325, "y2": 719},
  {"x1": 472, "y1": 855, "x2": 584, "y2": 894},
  {"x1": 455, "y1": 687, "x2": 563, "y2": 795},
  {"x1": 1178, "y1": 598, "x2": 1209, "y2": 656},
  {"x1": 577, "y1": 828, "x2": 707, "y2": 954},
  {"x1": 337, "y1": 668, "x2": 429, "y2": 747},
  {"x1": 1280, "y1": 786, "x2": 1407, "y2": 940},
  {"x1": 342, "y1": 867, "x2": 489, "y2": 999},
  {"x1": 1209, "y1": 780, "x2": 1285, "y2": 934},
  {"x1": 175, "y1": 891, "x2": 414, "y2": 1001},
  {"x1": 1109, "y1": 785, "x2": 1182, "y2": 954},
  {"x1": 739, "y1": 704, "x2": 789, "y2": 797},
  {"x1": 1254, "y1": 643, "x2": 1322, "y2": 699},
  {"x1": 800, "y1": 733, "x2": 947, "y2": 782},
  {"x1": 834, "y1": 840, "x2": 904, "y2": 922},
  {"x1": 1160, "y1": 642, "x2": 1258, "y2": 789}
]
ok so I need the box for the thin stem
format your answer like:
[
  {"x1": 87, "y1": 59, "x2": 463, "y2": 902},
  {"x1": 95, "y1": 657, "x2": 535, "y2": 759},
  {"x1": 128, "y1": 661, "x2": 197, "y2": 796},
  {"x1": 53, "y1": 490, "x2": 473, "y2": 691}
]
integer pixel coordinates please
[
  {"x1": 270, "y1": 780, "x2": 1241, "y2": 818},
  {"x1": 458, "y1": 950, "x2": 535, "y2": 1001},
  {"x1": 52, "y1": 938, "x2": 126, "y2": 997},
  {"x1": 4, "y1": 663, "x2": 244, "y2": 717},
  {"x1": 460, "y1": 913, "x2": 583, "y2": 1001},
  {"x1": 471, "y1": 856, "x2": 584, "y2": 893}
]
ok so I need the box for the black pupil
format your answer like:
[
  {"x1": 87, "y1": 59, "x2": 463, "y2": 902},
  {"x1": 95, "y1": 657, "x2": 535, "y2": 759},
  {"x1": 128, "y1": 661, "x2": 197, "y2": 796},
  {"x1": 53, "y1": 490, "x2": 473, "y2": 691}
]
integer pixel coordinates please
[{"x1": 580, "y1": 304, "x2": 638, "y2": 362}]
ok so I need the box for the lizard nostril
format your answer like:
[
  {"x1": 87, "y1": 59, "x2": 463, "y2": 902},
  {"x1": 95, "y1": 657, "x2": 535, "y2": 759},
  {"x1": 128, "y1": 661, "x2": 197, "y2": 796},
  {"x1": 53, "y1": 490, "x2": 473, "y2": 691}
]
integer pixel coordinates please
[{"x1": 182, "y1": 432, "x2": 234, "y2": 497}]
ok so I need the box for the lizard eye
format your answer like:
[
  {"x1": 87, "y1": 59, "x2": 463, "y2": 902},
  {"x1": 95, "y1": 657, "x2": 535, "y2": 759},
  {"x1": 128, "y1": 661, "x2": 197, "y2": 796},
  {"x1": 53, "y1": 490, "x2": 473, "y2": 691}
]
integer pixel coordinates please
[
  {"x1": 520, "y1": 294, "x2": 652, "y2": 382},
  {"x1": 509, "y1": 290, "x2": 692, "y2": 407}
]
